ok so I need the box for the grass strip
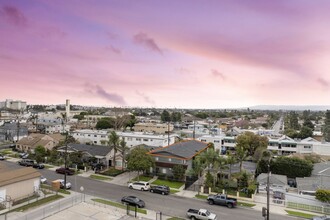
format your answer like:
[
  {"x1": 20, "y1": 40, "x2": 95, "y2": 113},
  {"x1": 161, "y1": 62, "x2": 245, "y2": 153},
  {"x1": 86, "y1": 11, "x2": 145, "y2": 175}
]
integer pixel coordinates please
[
  {"x1": 92, "y1": 198, "x2": 147, "y2": 214},
  {"x1": 44, "y1": 165, "x2": 54, "y2": 169},
  {"x1": 285, "y1": 210, "x2": 317, "y2": 219},
  {"x1": 151, "y1": 179, "x2": 184, "y2": 189},
  {"x1": 237, "y1": 201, "x2": 256, "y2": 207},
  {"x1": 9, "y1": 195, "x2": 63, "y2": 213},
  {"x1": 40, "y1": 184, "x2": 71, "y2": 194},
  {"x1": 195, "y1": 194, "x2": 207, "y2": 199},
  {"x1": 170, "y1": 189, "x2": 180, "y2": 194},
  {"x1": 167, "y1": 217, "x2": 185, "y2": 220},
  {"x1": 90, "y1": 174, "x2": 112, "y2": 181}
]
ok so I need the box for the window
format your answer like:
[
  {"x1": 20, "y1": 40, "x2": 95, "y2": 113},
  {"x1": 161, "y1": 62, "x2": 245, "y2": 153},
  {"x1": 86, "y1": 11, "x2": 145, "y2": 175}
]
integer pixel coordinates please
[
  {"x1": 304, "y1": 146, "x2": 311, "y2": 149},
  {"x1": 162, "y1": 168, "x2": 166, "y2": 174},
  {"x1": 143, "y1": 139, "x2": 148, "y2": 141},
  {"x1": 94, "y1": 135, "x2": 97, "y2": 137},
  {"x1": 201, "y1": 139, "x2": 206, "y2": 142},
  {"x1": 168, "y1": 158, "x2": 172, "y2": 162},
  {"x1": 214, "y1": 140, "x2": 220, "y2": 143},
  {"x1": 136, "y1": 138, "x2": 141, "y2": 141}
]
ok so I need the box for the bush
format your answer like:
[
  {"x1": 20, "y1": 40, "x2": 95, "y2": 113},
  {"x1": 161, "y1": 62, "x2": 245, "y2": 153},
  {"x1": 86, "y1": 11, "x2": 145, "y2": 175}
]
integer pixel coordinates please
[
  {"x1": 100, "y1": 168, "x2": 125, "y2": 177},
  {"x1": 316, "y1": 189, "x2": 330, "y2": 203}
]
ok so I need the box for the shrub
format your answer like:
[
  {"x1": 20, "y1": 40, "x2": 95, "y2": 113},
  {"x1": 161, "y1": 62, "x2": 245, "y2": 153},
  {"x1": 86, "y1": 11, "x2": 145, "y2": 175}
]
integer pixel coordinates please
[{"x1": 100, "y1": 168, "x2": 125, "y2": 177}]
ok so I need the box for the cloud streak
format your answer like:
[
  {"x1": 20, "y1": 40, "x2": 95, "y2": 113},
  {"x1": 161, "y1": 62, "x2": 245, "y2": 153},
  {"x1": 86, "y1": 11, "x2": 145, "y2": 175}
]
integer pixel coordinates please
[
  {"x1": 85, "y1": 84, "x2": 127, "y2": 105},
  {"x1": 211, "y1": 69, "x2": 226, "y2": 81},
  {"x1": 136, "y1": 91, "x2": 155, "y2": 105},
  {"x1": 133, "y1": 32, "x2": 163, "y2": 54}
]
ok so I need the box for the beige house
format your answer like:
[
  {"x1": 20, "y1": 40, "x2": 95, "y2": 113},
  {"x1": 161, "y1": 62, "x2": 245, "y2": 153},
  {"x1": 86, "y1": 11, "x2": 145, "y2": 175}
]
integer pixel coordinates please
[
  {"x1": 133, "y1": 123, "x2": 174, "y2": 134},
  {"x1": 16, "y1": 133, "x2": 65, "y2": 152},
  {"x1": 0, "y1": 165, "x2": 41, "y2": 207}
]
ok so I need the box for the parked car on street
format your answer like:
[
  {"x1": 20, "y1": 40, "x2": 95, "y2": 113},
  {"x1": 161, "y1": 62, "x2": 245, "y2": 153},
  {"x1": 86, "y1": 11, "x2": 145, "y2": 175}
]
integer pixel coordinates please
[
  {"x1": 128, "y1": 181, "x2": 150, "y2": 191},
  {"x1": 18, "y1": 159, "x2": 35, "y2": 167},
  {"x1": 207, "y1": 194, "x2": 237, "y2": 208},
  {"x1": 54, "y1": 179, "x2": 72, "y2": 189},
  {"x1": 33, "y1": 163, "x2": 45, "y2": 169},
  {"x1": 312, "y1": 215, "x2": 330, "y2": 220},
  {"x1": 0, "y1": 154, "x2": 6, "y2": 160},
  {"x1": 186, "y1": 208, "x2": 217, "y2": 220},
  {"x1": 40, "y1": 176, "x2": 47, "y2": 184},
  {"x1": 121, "y1": 196, "x2": 145, "y2": 208},
  {"x1": 55, "y1": 167, "x2": 75, "y2": 175},
  {"x1": 150, "y1": 185, "x2": 170, "y2": 195}
]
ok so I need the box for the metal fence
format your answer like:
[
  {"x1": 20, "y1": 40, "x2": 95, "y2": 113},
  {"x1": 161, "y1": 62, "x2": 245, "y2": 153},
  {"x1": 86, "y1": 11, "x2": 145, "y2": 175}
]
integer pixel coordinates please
[
  {"x1": 287, "y1": 202, "x2": 330, "y2": 215},
  {"x1": 0, "y1": 194, "x2": 82, "y2": 220}
]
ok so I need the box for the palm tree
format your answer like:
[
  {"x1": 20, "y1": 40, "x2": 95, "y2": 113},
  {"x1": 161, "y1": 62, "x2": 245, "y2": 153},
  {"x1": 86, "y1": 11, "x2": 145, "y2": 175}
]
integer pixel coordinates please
[
  {"x1": 118, "y1": 138, "x2": 129, "y2": 170},
  {"x1": 189, "y1": 157, "x2": 206, "y2": 195},
  {"x1": 226, "y1": 152, "x2": 236, "y2": 180},
  {"x1": 235, "y1": 144, "x2": 248, "y2": 173},
  {"x1": 108, "y1": 131, "x2": 120, "y2": 168}
]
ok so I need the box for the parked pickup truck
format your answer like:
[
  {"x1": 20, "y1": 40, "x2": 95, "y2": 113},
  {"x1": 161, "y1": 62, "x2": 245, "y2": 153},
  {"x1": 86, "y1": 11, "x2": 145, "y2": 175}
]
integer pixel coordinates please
[
  {"x1": 207, "y1": 194, "x2": 237, "y2": 208},
  {"x1": 186, "y1": 208, "x2": 217, "y2": 220}
]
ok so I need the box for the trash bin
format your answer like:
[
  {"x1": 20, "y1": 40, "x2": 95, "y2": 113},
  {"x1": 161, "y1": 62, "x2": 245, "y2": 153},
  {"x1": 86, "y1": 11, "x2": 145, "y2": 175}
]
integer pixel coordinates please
[{"x1": 52, "y1": 180, "x2": 61, "y2": 190}]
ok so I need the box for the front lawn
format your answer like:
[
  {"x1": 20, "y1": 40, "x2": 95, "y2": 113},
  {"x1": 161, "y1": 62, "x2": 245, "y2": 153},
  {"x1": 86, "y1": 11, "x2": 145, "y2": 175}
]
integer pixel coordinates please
[
  {"x1": 170, "y1": 189, "x2": 180, "y2": 194},
  {"x1": 131, "y1": 175, "x2": 153, "y2": 182},
  {"x1": 237, "y1": 201, "x2": 256, "y2": 207},
  {"x1": 151, "y1": 179, "x2": 184, "y2": 189},
  {"x1": 195, "y1": 194, "x2": 207, "y2": 200},
  {"x1": 92, "y1": 198, "x2": 147, "y2": 214},
  {"x1": 9, "y1": 195, "x2": 63, "y2": 213},
  {"x1": 285, "y1": 210, "x2": 316, "y2": 219},
  {"x1": 90, "y1": 174, "x2": 112, "y2": 181}
]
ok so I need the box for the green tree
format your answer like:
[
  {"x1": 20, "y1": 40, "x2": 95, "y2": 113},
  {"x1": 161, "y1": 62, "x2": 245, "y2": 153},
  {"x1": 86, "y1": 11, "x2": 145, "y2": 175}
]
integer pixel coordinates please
[
  {"x1": 235, "y1": 132, "x2": 268, "y2": 158},
  {"x1": 34, "y1": 145, "x2": 47, "y2": 163},
  {"x1": 323, "y1": 110, "x2": 330, "y2": 142},
  {"x1": 161, "y1": 110, "x2": 171, "y2": 122},
  {"x1": 108, "y1": 131, "x2": 120, "y2": 167},
  {"x1": 204, "y1": 171, "x2": 214, "y2": 188},
  {"x1": 96, "y1": 117, "x2": 115, "y2": 129},
  {"x1": 125, "y1": 115, "x2": 137, "y2": 131},
  {"x1": 126, "y1": 147, "x2": 154, "y2": 179},
  {"x1": 172, "y1": 165, "x2": 185, "y2": 181},
  {"x1": 303, "y1": 119, "x2": 314, "y2": 130},
  {"x1": 226, "y1": 152, "x2": 237, "y2": 179},
  {"x1": 235, "y1": 143, "x2": 248, "y2": 173},
  {"x1": 118, "y1": 138, "x2": 129, "y2": 170},
  {"x1": 298, "y1": 126, "x2": 313, "y2": 139},
  {"x1": 171, "y1": 112, "x2": 182, "y2": 122},
  {"x1": 315, "y1": 189, "x2": 330, "y2": 203}
]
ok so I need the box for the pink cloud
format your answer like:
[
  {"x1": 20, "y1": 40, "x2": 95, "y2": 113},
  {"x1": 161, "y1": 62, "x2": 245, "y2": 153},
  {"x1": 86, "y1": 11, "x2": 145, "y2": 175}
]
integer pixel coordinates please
[
  {"x1": 85, "y1": 84, "x2": 127, "y2": 105},
  {"x1": 136, "y1": 91, "x2": 155, "y2": 105},
  {"x1": 317, "y1": 77, "x2": 329, "y2": 88},
  {"x1": 133, "y1": 32, "x2": 163, "y2": 55}
]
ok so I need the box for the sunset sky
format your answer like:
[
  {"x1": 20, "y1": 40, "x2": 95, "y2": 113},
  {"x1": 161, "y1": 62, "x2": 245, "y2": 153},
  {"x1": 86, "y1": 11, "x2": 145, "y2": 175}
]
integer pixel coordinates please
[{"x1": 1, "y1": 0, "x2": 330, "y2": 109}]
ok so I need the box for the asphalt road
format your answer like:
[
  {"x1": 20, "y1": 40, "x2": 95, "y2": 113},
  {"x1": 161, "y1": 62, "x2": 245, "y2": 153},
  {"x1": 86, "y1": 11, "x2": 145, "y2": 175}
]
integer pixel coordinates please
[{"x1": 2, "y1": 160, "x2": 304, "y2": 220}]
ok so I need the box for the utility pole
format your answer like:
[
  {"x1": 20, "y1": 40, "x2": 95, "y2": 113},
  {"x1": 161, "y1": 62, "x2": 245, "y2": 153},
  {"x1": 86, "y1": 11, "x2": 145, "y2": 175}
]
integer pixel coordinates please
[
  {"x1": 193, "y1": 120, "x2": 196, "y2": 140},
  {"x1": 16, "y1": 115, "x2": 20, "y2": 143},
  {"x1": 266, "y1": 161, "x2": 270, "y2": 220},
  {"x1": 167, "y1": 122, "x2": 170, "y2": 146}
]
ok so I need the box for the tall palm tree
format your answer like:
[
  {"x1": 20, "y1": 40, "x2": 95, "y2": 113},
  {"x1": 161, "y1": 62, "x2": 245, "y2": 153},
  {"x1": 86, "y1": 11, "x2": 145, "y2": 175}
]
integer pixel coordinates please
[
  {"x1": 118, "y1": 138, "x2": 129, "y2": 170},
  {"x1": 235, "y1": 144, "x2": 248, "y2": 173},
  {"x1": 108, "y1": 131, "x2": 120, "y2": 168},
  {"x1": 226, "y1": 152, "x2": 236, "y2": 180}
]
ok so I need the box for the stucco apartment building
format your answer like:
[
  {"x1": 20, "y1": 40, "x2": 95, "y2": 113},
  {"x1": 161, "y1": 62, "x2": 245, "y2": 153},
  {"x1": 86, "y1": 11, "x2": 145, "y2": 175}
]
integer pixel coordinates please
[
  {"x1": 0, "y1": 164, "x2": 41, "y2": 207},
  {"x1": 133, "y1": 122, "x2": 174, "y2": 134}
]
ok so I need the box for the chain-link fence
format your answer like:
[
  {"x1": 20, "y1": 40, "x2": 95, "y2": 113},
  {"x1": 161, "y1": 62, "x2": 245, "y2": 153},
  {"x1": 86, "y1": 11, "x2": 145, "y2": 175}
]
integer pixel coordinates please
[{"x1": 0, "y1": 194, "x2": 82, "y2": 220}]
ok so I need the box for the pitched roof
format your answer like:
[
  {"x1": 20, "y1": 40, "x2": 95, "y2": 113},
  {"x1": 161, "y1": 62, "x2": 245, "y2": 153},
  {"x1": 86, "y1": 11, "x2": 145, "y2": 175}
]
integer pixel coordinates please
[
  {"x1": 148, "y1": 140, "x2": 208, "y2": 159},
  {"x1": 64, "y1": 143, "x2": 112, "y2": 157},
  {"x1": 296, "y1": 176, "x2": 330, "y2": 191},
  {"x1": 17, "y1": 134, "x2": 53, "y2": 148},
  {"x1": 0, "y1": 166, "x2": 41, "y2": 187},
  {"x1": 257, "y1": 173, "x2": 288, "y2": 185}
]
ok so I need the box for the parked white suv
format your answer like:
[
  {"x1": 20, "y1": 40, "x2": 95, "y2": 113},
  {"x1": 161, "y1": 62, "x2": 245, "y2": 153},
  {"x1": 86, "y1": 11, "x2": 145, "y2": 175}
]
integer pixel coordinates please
[{"x1": 128, "y1": 181, "x2": 150, "y2": 191}]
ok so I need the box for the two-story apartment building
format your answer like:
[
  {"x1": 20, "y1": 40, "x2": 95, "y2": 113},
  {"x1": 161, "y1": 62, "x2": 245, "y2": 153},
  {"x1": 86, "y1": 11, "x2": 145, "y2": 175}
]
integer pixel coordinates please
[
  {"x1": 198, "y1": 135, "x2": 236, "y2": 154},
  {"x1": 148, "y1": 140, "x2": 210, "y2": 177},
  {"x1": 71, "y1": 129, "x2": 108, "y2": 145},
  {"x1": 117, "y1": 132, "x2": 177, "y2": 148}
]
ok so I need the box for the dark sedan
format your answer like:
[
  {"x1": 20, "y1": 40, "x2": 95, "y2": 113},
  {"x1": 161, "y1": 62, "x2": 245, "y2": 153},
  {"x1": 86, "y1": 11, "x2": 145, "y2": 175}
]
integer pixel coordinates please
[
  {"x1": 150, "y1": 185, "x2": 170, "y2": 195},
  {"x1": 33, "y1": 163, "x2": 45, "y2": 169},
  {"x1": 55, "y1": 167, "x2": 75, "y2": 175},
  {"x1": 121, "y1": 196, "x2": 145, "y2": 208}
]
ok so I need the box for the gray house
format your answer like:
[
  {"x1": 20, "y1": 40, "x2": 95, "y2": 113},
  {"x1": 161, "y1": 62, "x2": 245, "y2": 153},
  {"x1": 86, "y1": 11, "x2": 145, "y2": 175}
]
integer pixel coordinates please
[
  {"x1": 148, "y1": 140, "x2": 210, "y2": 176},
  {"x1": 257, "y1": 173, "x2": 288, "y2": 193},
  {"x1": 0, "y1": 123, "x2": 28, "y2": 142}
]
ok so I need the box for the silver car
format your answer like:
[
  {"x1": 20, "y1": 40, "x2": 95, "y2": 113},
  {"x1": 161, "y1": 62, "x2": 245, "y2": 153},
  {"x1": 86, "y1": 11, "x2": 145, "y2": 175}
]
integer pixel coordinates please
[{"x1": 312, "y1": 215, "x2": 330, "y2": 220}]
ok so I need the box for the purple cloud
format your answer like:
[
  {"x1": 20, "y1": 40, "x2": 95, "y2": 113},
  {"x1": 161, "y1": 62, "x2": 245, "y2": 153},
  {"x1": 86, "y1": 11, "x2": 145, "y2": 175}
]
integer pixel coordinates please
[
  {"x1": 133, "y1": 32, "x2": 163, "y2": 54},
  {"x1": 85, "y1": 84, "x2": 126, "y2": 105},
  {"x1": 106, "y1": 45, "x2": 121, "y2": 54},
  {"x1": 136, "y1": 91, "x2": 155, "y2": 105},
  {"x1": 1, "y1": 5, "x2": 27, "y2": 27},
  {"x1": 317, "y1": 77, "x2": 329, "y2": 88},
  {"x1": 211, "y1": 69, "x2": 226, "y2": 81}
]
